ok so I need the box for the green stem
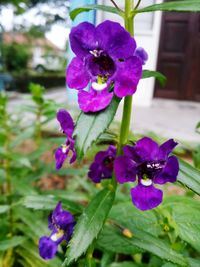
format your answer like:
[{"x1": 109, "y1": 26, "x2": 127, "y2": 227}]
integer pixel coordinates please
[
  {"x1": 85, "y1": 243, "x2": 95, "y2": 267},
  {"x1": 3, "y1": 112, "x2": 13, "y2": 235},
  {"x1": 111, "y1": 0, "x2": 134, "y2": 187},
  {"x1": 35, "y1": 105, "x2": 42, "y2": 146},
  {"x1": 134, "y1": 0, "x2": 142, "y2": 10},
  {"x1": 118, "y1": 0, "x2": 134, "y2": 152}
]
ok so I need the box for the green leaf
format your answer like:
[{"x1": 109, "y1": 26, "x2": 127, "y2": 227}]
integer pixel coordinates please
[
  {"x1": 109, "y1": 202, "x2": 162, "y2": 236},
  {"x1": 192, "y1": 145, "x2": 200, "y2": 170},
  {"x1": 17, "y1": 241, "x2": 62, "y2": 267},
  {"x1": 98, "y1": 225, "x2": 187, "y2": 266},
  {"x1": 142, "y1": 70, "x2": 167, "y2": 87},
  {"x1": 0, "y1": 205, "x2": 9, "y2": 214},
  {"x1": 162, "y1": 264, "x2": 179, "y2": 267},
  {"x1": 22, "y1": 194, "x2": 82, "y2": 214},
  {"x1": 70, "y1": 5, "x2": 124, "y2": 20},
  {"x1": 109, "y1": 262, "x2": 142, "y2": 267},
  {"x1": 0, "y1": 236, "x2": 26, "y2": 251},
  {"x1": 63, "y1": 188, "x2": 115, "y2": 266},
  {"x1": 195, "y1": 121, "x2": 200, "y2": 134},
  {"x1": 138, "y1": 1, "x2": 200, "y2": 13},
  {"x1": 74, "y1": 96, "x2": 120, "y2": 159},
  {"x1": 172, "y1": 204, "x2": 200, "y2": 252},
  {"x1": 178, "y1": 158, "x2": 200, "y2": 195}
]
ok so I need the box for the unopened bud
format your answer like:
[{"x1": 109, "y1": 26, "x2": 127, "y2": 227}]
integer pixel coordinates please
[{"x1": 123, "y1": 228, "x2": 133, "y2": 238}]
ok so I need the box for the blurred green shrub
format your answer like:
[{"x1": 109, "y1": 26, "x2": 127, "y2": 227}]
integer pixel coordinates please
[{"x1": 2, "y1": 43, "x2": 30, "y2": 72}]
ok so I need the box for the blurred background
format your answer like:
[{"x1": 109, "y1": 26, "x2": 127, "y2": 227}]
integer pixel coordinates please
[{"x1": 0, "y1": 1, "x2": 200, "y2": 266}]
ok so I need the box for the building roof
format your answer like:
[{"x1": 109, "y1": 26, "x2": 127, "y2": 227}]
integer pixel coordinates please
[{"x1": 3, "y1": 32, "x2": 62, "y2": 51}]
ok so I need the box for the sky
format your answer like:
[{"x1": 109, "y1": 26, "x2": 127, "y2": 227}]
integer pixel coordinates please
[{"x1": 0, "y1": 6, "x2": 69, "y2": 49}]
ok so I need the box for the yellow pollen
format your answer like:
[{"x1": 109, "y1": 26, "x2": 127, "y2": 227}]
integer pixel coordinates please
[{"x1": 51, "y1": 229, "x2": 64, "y2": 241}]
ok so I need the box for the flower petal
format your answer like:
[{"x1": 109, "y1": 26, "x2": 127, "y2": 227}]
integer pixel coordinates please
[
  {"x1": 54, "y1": 211, "x2": 74, "y2": 231},
  {"x1": 57, "y1": 109, "x2": 74, "y2": 136},
  {"x1": 66, "y1": 57, "x2": 90, "y2": 90},
  {"x1": 114, "y1": 156, "x2": 137, "y2": 184},
  {"x1": 96, "y1": 20, "x2": 136, "y2": 59},
  {"x1": 131, "y1": 184, "x2": 163, "y2": 211},
  {"x1": 55, "y1": 147, "x2": 67, "y2": 170},
  {"x1": 78, "y1": 88, "x2": 113, "y2": 112},
  {"x1": 123, "y1": 144, "x2": 142, "y2": 163},
  {"x1": 158, "y1": 139, "x2": 178, "y2": 160},
  {"x1": 85, "y1": 53, "x2": 116, "y2": 78},
  {"x1": 134, "y1": 137, "x2": 160, "y2": 162},
  {"x1": 134, "y1": 47, "x2": 148, "y2": 65},
  {"x1": 69, "y1": 22, "x2": 96, "y2": 58},
  {"x1": 154, "y1": 156, "x2": 179, "y2": 184},
  {"x1": 39, "y1": 236, "x2": 58, "y2": 260},
  {"x1": 114, "y1": 56, "x2": 142, "y2": 98},
  {"x1": 88, "y1": 145, "x2": 116, "y2": 183}
]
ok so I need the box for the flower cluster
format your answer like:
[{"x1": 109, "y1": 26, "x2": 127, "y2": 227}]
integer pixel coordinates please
[
  {"x1": 39, "y1": 202, "x2": 75, "y2": 260},
  {"x1": 67, "y1": 20, "x2": 147, "y2": 112},
  {"x1": 89, "y1": 137, "x2": 179, "y2": 211}
]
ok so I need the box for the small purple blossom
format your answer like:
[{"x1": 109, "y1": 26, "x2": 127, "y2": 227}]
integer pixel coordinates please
[
  {"x1": 55, "y1": 109, "x2": 76, "y2": 169},
  {"x1": 134, "y1": 47, "x2": 148, "y2": 65},
  {"x1": 67, "y1": 20, "x2": 145, "y2": 112},
  {"x1": 114, "y1": 137, "x2": 179, "y2": 211},
  {"x1": 88, "y1": 145, "x2": 117, "y2": 183},
  {"x1": 39, "y1": 202, "x2": 75, "y2": 260}
]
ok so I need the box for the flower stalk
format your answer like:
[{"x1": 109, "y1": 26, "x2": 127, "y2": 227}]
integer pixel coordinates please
[
  {"x1": 118, "y1": 0, "x2": 134, "y2": 154},
  {"x1": 111, "y1": 0, "x2": 135, "y2": 190}
]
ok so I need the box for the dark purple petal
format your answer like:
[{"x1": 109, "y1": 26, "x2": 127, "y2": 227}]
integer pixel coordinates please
[
  {"x1": 57, "y1": 109, "x2": 74, "y2": 136},
  {"x1": 88, "y1": 145, "x2": 116, "y2": 183},
  {"x1": 55, "y1": 147, "x2": 67, "y2": 170},
  {"x1": 131, "y1": 184, "x2": 163, "y2": 211},
  {"x1": 114, "y1": 156, "x2": 137, "y2": 184},
  {"x1": 85, "y1": 53, "x2": 116, "y2": 78},
  {"x1": 96, "y1": 20, "x2": 136, "y2": 59},
  {"x1": 69, "y1": 22, "x2": 96, "y2": 58},
  {"x1": 123, "y1": 145, "x2": 142, "y2": 163},
  {"x1": 39, "y1": 236, "x2": 58, "y2": 260},
  {"x1": 64, "y1": 222, "x2": 75, "y2": 241},
  {"x1": 67, "y1": 137, "x2": 77, "y2": 164},
  {"x1": 94, "y1": 145, "x2": 116, "y2": 162},
  {"x1": 134, "y1": 137, "x2": 160, "y2": 162},
  {"x1": 114, "y1": 56, "x2": 142, "y2": 98},
  {"x1": 154, "y1": 156, "x2": 179, "y2": 185},
  {"x1": 158, "y1": 139, "x2": 178, "y2": 160},
  {"x1": 66, "y1": 57, "x2": 90, "y2": 90},
  {"x1": 52, "y1": 202, "x2": 74, "y2": 230},
  {"x1": 134, "y1": 47, "x2": 148, "y2": 65},
  {"x1": 78, "y1": 88, "x2": 113, "y2": 112}
]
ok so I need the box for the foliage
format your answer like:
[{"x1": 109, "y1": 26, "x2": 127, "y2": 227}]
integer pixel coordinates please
[
  {"x1": 0, "y1": 86, "x2": 64, "y2": 266},
  {"x1": 1, "y1": 1, "x2": 200, "y2": 267},
  {"x1": 2, "y1": 43, "x2": 30, "y2": 72}
]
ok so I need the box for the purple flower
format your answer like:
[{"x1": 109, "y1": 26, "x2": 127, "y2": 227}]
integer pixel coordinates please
[
  {"x1": 55, "y1": 109, "x2": 76, "y2": 169},
  {"x1": 88, "y1": 145, "x2": 117, "y2": 183},
  {"x1": 39, "y1": 202, "x2": 75, "y2": 260},
  {"x1": 114, "y1": 137, "x2": 179, "y2": 211},
  {"x1": 67, "y1": 20, "x2": 144, "y2": 112},
  {"x1": 134, "y1": 47, "x2": 148, "y2": 65}
]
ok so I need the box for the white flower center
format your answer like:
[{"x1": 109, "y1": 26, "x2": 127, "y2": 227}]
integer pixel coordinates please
[
  {"x1": 51, "y1": 230, "x2": 64, "y2": 241},
  {"x1": 90, "y1": 49, "x2": 103, "y2": 57},
  {"x1": 141, "y1": 178, "x2": 153, "y2": 187},
  {"x1": 61, "y1": 144, "x2": 68, "y2": 153},
  {"x1": 92, "y1": 82, "x2": 107, "y2": 91}
]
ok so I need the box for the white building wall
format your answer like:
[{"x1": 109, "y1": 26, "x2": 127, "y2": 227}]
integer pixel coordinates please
[{"x1": 96, "y1": 0, "x2": 164, "y2": 106}]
